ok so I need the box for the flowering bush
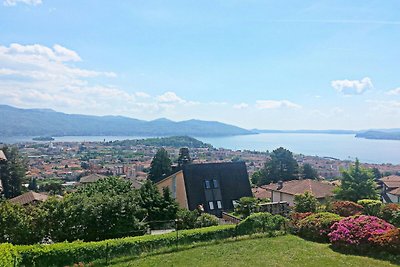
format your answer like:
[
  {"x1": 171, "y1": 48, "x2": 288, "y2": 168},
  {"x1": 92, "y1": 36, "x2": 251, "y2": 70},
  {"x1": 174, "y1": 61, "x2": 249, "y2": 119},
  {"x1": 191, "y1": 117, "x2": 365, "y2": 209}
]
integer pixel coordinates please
[
  {"x1": 370, "y1": 228, "x2": 400, "y2": 254},
  {"x1": 298, "y1": 212, "x2": 342, "y2": 242},
  {"x1": 380, "y1": 204, "x2": 400, "y2": 227},
  {"x1": 328, "y1": 215, "x2": 395, "y2": 249},
  {"x1": 329, "y1": 201, "x2": 364, "y2": 217}
]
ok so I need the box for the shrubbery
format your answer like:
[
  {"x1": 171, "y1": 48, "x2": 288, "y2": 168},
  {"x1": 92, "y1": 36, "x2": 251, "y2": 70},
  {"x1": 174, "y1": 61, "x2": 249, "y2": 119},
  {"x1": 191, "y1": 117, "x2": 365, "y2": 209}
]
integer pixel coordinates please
[
  {"x1": 294, "y1": 192, "x2": 318, "y2": 213},
  {"x1": 194, "y1": 213, "x2": 219, "y2": 228},
  {"x1": 2, "y1": 213, "x2": 288, "y2": 267},
  {"x1": 328, "y1": 201, "x2": 364, "y2": 217},
  {"x1": 0, "y1": 243, "x2": 20, "y2": 267},
  {"x1": 357, "y1": 199, "x2": 382, "y2": 216},
  {"x1": 237, "y1": 212, "x2": 287, "y2": 235},
  {"x1": 370, "y1": 228, "x2": 400, "y2": 254},
  {"x1": 328, "y1": 215, "x2": 395, "y2": 249},
  {"x1": 289, "y1": 212, "x2": 312, "y2": 234},
  {"x1": 380, "y1": 203, "x2": 400, "y2": 227},
  {"x1": 297, "y1": 212, "x2": 342, "y2": 242}
]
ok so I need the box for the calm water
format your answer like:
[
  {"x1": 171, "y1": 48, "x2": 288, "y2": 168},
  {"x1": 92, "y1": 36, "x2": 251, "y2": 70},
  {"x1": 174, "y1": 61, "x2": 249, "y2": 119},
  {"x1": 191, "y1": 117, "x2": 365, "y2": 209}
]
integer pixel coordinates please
[{"x1": 1, "y1": 133, "x2": 400, "y2": 164}]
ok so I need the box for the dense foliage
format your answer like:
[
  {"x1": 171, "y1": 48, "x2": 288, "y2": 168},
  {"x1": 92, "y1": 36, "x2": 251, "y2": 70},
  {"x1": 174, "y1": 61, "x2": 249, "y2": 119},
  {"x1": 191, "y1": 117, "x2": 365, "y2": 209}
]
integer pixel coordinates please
[
  {"x1": 0, "y1": 243, "x2": 20, "y2": 267},
  {"x1": 369, "y1": 228, "x2": 400, "y2": 254},
  {"x1": 297, "y1": 212, "x2": 342, "y2": 242},
  {"x1": 328, "y1": 215, "x2": 395, "y2": 248},
  {"x1": 357, "y1": 199, "x2": 382, "y2": 216},
  {"x1": 380, "y1": 204, "x2": 400, "y2": 227},
  {"x1": 301, "y1": 163, "x2": 318, "y2": 180},
  {"x1": 335, "y1": 159, "x2": 379, "y2": 202},
  {"x1": 0, "y1": 177, "x2": 179, "y2": 244},
  {"x1": 237, "y1": 212, "x2": 287, "y2": 235},
  {"x1": 0, "y1": 146, "x2": 25, "y2": 199},
  {"x1": 328, "y1": 201, "x2": 364, "y2": 217},
  {"x1": 148, "y1": 148, "x2": 173, "y2": 183},
  {"x1": 294, "y1": 192, "x2": 318, "y2": 213},
  {"x1": 194, "y1": 213, "x2": 219, "y2": 228},
  {"x1": 235, "y1": 197, "x2": 259, "y2": 218},
  {"x1": 252, "y1": 147, "x2": 298, "y2": 185},
  {"x1": 111, "y1": 136, "x2": 212, "y2": 149}
]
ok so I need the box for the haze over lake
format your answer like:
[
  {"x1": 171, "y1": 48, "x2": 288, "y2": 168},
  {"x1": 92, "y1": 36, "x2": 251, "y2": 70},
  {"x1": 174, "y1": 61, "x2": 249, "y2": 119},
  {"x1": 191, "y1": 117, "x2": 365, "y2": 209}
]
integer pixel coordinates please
[{"x1": 1, "y1": 133, "x2": 400, "y2": 165}]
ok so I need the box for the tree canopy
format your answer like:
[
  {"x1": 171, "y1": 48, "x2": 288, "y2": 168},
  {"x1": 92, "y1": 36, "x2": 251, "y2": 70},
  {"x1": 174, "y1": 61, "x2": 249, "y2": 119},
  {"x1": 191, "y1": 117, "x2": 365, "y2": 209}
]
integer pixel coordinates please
[
  {"x1": 254, "y1": 147, "x2": 299, "y2": 186},
  {"x1": 0, "y1": 146, "x2": 25, "y2": 199},
  {"x1": 335, "y1": 159, "x2": 379, "y2": 202},
  {"x1": 148, "y1": 148, "x2": 172, "y2": 183}
]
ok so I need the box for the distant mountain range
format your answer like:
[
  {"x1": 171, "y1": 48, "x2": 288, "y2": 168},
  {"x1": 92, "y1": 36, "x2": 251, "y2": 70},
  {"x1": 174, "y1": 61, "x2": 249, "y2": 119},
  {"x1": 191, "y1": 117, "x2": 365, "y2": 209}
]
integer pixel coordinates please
[{"x1": 0, "y1": 105, "x2": 252, "y2": 137}]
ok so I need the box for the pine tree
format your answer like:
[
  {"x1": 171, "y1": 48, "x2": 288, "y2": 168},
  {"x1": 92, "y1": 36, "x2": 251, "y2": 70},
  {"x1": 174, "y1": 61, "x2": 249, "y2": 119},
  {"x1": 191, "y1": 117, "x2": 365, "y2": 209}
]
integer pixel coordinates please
[
  {"x1": 335, "y1": 159, "x2": 379, "y2": 202},
  {"x1": 258, "y1": 147, "x2": 299, "y2": 185},
  {"x1": 148, "y1": 148, "x2": 172, "y2": 183},
  {"x1": 177, "y1": 147, "x2": 191, "y2": 167},
  {"x1": 301, "y1": 163, "x2": 318, "y2": 180},
  {"x1": 0, "y1": 146, "x2": 25, "y2": 199}
]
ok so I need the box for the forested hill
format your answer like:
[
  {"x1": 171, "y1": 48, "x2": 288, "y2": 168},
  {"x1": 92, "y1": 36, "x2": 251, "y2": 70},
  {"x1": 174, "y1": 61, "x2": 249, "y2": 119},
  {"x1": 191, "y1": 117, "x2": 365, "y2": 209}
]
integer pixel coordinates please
[
  {"x1": 0, "y1": 105, "x2": 252, "y2": 137},
  {"x1": 111, "y1": 136, "x2": 213, "y2": 148}
]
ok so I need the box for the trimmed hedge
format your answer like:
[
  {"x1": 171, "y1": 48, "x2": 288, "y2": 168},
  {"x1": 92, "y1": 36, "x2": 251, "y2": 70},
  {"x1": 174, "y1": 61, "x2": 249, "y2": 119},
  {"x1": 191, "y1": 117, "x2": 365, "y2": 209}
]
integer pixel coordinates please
[
  {"x1": 0, "y1": 243, "x2": 21, "y2": 267},
  {"x1": 16, "y1": 225, "x2": 236, "y2": 266}
]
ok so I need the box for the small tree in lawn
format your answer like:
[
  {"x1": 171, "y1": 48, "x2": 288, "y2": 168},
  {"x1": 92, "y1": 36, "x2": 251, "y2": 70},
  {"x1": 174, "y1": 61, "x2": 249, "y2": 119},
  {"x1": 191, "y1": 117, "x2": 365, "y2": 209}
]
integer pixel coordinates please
[
  {"x1": 294, "y1": 191, "x2": 318, "y2": 213},
  {"x1": 148, "y1": 148, "x2": 172, "y2": 183},
  {"x1": 335, "y1": 159, "x2": 379, "y2": 202}
]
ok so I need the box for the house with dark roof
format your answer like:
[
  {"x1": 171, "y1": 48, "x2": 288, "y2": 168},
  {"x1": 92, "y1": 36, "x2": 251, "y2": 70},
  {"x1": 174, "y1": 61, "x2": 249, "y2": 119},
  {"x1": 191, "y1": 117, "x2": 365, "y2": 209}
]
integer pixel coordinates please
[
  {"x1": 380, "y1": 175, "x2": 400, "y2": 203},
  {"x1": 156, "y1": 162, "x2": 252, "y2": 216},
  {"x1": 9, "y1": 191, "x2": 48, "y2": 205},
  {"x1": 263, "y1": 179, "x2": 336, "y2": 206}
]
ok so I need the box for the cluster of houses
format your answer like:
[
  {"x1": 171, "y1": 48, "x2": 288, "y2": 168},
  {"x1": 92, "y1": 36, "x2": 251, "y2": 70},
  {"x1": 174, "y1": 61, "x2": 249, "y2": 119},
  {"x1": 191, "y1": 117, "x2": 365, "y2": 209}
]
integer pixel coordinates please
[{"x1": 1, "y1": 148, "x2": 400, "y2": 215}]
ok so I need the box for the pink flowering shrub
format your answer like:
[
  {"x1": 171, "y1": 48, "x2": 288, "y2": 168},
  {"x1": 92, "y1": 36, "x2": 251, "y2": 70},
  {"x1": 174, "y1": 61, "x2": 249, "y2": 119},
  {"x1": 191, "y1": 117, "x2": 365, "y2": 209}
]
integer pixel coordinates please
[{"x1": 328, "y1": 215, "x2": 395, "y2": 248}]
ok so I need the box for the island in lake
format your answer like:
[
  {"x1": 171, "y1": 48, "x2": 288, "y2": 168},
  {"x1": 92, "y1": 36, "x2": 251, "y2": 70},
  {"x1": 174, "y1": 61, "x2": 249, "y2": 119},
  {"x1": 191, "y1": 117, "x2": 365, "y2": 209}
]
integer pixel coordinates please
[{"x1": 32, "y1": 136, "x2": 55, "y2": 141}]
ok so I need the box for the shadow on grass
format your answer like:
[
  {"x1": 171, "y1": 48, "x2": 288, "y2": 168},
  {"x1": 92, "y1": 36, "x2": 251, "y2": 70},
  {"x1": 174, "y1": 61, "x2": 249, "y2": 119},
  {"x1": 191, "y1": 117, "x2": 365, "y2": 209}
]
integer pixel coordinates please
[
  {"x1": 93, "y1": 232, "x2": 284, "y2": 267},
  {"x1": 329, "y1": 245, "x2": 400, "y2": 266}
]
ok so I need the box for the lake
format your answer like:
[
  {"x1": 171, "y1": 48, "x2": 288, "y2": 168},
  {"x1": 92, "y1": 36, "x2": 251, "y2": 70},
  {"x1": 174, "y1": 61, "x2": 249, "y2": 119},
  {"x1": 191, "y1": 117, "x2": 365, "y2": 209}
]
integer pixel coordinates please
[{"x1": 1, "y1": 133, "x2": 400, "y2": 164}]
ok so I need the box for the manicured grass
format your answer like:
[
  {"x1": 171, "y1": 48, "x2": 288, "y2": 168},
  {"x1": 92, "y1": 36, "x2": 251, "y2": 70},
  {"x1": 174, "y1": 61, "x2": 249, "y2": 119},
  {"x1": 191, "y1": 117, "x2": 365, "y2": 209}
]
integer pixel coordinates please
[{"x1": 96, "y1": 235, "x2": 399, "y2": 267}]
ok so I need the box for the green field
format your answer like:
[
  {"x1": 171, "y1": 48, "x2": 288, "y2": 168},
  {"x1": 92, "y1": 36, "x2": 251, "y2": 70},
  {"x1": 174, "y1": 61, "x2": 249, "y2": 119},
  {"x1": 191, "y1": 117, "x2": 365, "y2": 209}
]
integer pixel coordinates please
[{"x1": 96, "y1": 235, "x2": 399, "y2": 267}]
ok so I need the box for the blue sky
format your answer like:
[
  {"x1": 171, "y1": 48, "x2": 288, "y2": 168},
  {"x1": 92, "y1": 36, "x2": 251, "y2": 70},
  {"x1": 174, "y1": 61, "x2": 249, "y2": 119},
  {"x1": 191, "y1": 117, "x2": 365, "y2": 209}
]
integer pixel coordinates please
[{"x1": 0, "y1": 0, "x2": 399, "y2": 130}]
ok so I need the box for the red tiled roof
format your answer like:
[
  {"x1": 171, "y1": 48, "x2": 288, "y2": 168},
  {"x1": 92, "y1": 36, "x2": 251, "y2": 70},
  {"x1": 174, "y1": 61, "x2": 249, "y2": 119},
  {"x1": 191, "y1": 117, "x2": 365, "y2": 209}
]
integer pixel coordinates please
[
  {"x1": 9, "y1": 191, "x2": 48, "y2": 205},
  {"x1": 264, "y1": 179, "x2": 336, "y2": 199},
  {"x1": 252, "y1": 187, "x2": 272, "y2": 199},
  {"x1": 380, "y1": 175, "x2": 400, "y2": 189},
  {"x1": 389, "y1": 187, "x2": 400, "y2": 196},
  {"x1": 80, "y1": 174, "x2": 106, "y2": 183}
]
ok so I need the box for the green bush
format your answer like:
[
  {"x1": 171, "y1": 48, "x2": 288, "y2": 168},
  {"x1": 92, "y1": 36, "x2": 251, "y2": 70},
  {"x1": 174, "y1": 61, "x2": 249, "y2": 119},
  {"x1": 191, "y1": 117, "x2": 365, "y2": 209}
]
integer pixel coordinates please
[
  {"x1": 357, "y1": 199, "x2": 382, "y2": 216},
  {"x1": 380, "y1": 204, "x2": 400, "y2": 227},
  {"x1": 237, "y1": 212, "x2": 287, "y2": 235},
  {"x1": 294, "y1": 192, "x2": 318, "y2": 213},
  {"x1": 17, "y1": 225, "x2": 237, "y2": 267},
  {"x1": 298, "y1": 212, "x2": 342, "y2": 242},
  {"x1": 194, "y1": 213, "x2": 219, "y2": 228},
  {"x1": 0, "y1": 243, "x2": 21, "y2": 267},
  {"x1": 328, "y1": 201, "x2": 364, "y2": 217}
]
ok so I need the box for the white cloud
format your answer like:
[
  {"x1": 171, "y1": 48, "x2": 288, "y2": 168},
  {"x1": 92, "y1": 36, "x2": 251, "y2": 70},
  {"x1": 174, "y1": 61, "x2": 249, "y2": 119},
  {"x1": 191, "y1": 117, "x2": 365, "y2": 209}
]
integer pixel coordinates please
[
  {"x1": 256, "y1": 100, "x2": 302, "y2": 109},
  {"x1": 157, "y1": 91, "x2": 185, "y2": 103},
  {"x1": 3, "y1": 0, "x2": 42, "y2": 6},
  {"x1": 387, "y1": 88, "x2": 400, "y2": 95},
  {"x1": 233, "y1": 103, "x2": 249, "y2": 109},
  {"x1": 135, "y1": 92, "x2": 151, "y2": 98},
  {"x1": 331, "y1": 77, "x2": 373, "y2": 95}
]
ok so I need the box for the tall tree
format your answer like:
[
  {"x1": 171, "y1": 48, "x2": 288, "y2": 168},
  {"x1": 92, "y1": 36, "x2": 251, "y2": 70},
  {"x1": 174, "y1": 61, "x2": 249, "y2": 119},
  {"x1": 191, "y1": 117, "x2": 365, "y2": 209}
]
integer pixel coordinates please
[
  {"x1": 148, "y1": 148, "x2": 172, "y2": 183},
  {"x1": 301, "y1": 163, "x2": 318, "y2": 180},
  {"x1": 335, "y1": 159, "x2": 379, "y2": 202},
  {"x1": 0, "y1": 146, "x2": 25, "y2": 199},
  {"x1": 257, "y1": 147, "x2": 298, "y2": 185},
  {"x1": 177, "y1": 147, "x2": 191, "y2": 167}
]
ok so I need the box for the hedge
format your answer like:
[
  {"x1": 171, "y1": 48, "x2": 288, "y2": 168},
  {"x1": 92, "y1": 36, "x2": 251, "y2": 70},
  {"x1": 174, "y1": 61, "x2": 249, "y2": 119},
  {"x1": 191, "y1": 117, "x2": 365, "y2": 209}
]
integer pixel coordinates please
[
  {"x1": 15, "y1": 225, "x2": 237, "y2": 266},
  {"x1": 297, "y1": 212, "x2": 342, "y2": 242},
  {"x1": 0, "y1": 243, "x2": 21, "y2": 267}
]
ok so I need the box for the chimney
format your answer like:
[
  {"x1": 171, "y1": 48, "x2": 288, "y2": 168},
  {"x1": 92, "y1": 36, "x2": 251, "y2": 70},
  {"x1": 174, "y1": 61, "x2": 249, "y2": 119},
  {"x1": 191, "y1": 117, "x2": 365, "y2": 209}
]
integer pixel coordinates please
[{"x1": 277, "y1": 180, "x2": 283, "y2": 190}]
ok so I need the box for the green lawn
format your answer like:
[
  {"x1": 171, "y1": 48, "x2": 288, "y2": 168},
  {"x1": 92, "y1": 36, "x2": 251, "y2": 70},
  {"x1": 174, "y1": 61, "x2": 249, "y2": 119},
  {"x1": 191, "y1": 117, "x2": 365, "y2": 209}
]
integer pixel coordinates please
[{"x1": 95, "y1": 235, "x2": 399, "y2": 267}]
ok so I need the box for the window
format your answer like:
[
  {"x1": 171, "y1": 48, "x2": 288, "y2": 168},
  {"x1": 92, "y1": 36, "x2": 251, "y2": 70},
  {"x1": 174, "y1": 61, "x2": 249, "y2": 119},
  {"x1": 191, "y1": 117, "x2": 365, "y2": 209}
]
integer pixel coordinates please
[
  {"x1": 209, "y1": 201, "x2": 214, "y2": 210},
  {"x1": 212, "y1": 179, "x2": 219, "y2": 188},
  {"x1": 216, "y1": 200, "x2": 222, "y2": 209},
  {"x1": 204, "y1": 180, "x2": 211, "y2": 189}
]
